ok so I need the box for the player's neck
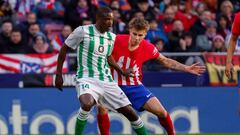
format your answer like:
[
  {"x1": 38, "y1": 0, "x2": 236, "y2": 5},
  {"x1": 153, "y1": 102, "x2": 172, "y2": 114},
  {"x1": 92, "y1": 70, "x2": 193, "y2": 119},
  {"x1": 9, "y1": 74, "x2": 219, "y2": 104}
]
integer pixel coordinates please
[
  {"x1": 95, "y1": 24, "x2": 106, "y2": 34},
  {"x1": 128, "y1": 41, "x2": 139, "y2": 51}
]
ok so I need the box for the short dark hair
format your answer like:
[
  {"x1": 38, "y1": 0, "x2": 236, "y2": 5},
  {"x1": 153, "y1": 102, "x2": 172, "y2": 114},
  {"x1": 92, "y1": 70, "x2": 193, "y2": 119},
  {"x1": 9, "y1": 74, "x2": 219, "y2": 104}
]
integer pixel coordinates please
[
  {"x1": 96, "y1": 7, "x2": 113, "y2": 18},
  {"x1": 12, "y1": 27, "x2": 21, "y2": 33},
  {"x1": 128, "y1": 17, "x2": 150, "y2": 31},
  {"x1": 182, "y1": 32, "x2": 193, "y2": 38},
  {"x1": 1, "y1": 19, "x2": 13, "y2": 25},
  {"x1": 152, "y1": 37, "x2": 165, "y2": 44},
  {"x1": 82, "y1": 17, "x2": 92, "y2": 21},
  {"x1": 29, "y1": 22, "x2": 39, "y2": 27},
  {"x1": 138, "y1": 0, "x2": 148, "y2": 3}
]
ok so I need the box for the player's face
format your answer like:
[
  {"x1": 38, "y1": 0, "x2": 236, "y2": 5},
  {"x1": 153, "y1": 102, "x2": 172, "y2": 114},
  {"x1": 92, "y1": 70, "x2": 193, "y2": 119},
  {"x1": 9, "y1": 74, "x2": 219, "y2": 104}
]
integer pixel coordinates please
[
  {"x1": 97, "y1": 13, "x2": 114, "y2": 32},
  {"x1": 129, "y1": 28, "x2": 147, "y2": 45}
]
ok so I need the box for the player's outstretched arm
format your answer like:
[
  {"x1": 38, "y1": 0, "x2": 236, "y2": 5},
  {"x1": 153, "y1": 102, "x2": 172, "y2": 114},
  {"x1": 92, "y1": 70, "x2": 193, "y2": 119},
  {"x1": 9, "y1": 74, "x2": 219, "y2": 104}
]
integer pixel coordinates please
[
  {"x1": 107, "y1": 55, "x2": 133, "y2": 77},
  {"x1": 55, "y1": 44, "x2": 69, "y2": 91},
  {"x1": 156, "y1": 54, "x2": 206, "y2": 75},
  {"x1": 225, "y1": 34, "x2": 238, "y2": 79}
]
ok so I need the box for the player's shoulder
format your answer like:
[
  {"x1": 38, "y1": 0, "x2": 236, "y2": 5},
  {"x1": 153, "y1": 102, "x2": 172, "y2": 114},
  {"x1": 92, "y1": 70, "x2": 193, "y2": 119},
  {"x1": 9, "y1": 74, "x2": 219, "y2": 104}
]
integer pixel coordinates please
[
  {"x1": 234, "y1": 12, "x2": 240, "y2": 20},
  {"x1": 235, "y1": 12, "x2": 240, "y2": 17},
  {"x1": 141, "y1": 40, "x2": 160, "y2": 56},
  {"x1": 74, "y1": 25, "x2": 92, "y2": 33},
  {"x1": 76, "y1": 24, "x2": 91, "y2": 29},
  {"x1": 113, "y1": 34, "x2": 129, "y2": 48},
  {"x1": 142, "y1": 39, "x2": 155, "y2": 47},
  {"x1": 106, "y1": 31, "x2": 116, "y2": 40},
  {"x1": 140, "y1": 39, "x2": 157, "y2": 52}
]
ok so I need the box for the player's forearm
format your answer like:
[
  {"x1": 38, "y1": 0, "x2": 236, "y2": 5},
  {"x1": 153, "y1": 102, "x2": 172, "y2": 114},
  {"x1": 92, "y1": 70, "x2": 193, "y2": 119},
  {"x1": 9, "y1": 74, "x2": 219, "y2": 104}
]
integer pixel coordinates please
[
  {"x1": 56, "y1": 45, "x2": 68, "y2": 75},
  {"x1": 226, "y1": 47, "x2": 234, "y2": 64},
  {"x1": 226, "y1": 35, "x2": 237, "y2": 64},
  {"x1": 107, "y1": 55, "x2": 123, "y2": 74},
  {"x1": 162, "y1": 58, "x2": 187, "y2": 72}
]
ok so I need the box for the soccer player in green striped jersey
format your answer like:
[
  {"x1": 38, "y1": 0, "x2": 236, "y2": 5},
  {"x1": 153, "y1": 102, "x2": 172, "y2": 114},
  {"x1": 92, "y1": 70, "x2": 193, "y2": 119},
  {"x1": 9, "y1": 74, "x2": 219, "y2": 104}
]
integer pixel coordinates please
[{"x1": 55, "y1": 7, "x2": 148, "y2": 135}]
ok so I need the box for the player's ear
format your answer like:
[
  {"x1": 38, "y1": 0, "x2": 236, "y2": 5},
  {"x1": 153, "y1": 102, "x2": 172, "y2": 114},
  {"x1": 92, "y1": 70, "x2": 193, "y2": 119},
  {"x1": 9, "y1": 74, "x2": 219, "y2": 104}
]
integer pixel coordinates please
[{"x1": 143, "y1": 32, "x2": 147, "y2": 37}]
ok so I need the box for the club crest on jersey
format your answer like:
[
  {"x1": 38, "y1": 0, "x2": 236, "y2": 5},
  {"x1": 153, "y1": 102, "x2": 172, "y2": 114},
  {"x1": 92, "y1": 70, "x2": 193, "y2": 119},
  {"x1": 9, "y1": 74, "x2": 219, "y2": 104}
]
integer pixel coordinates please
[{"x1": 98, "y1": 46, "x2": 104, "y2": 53}]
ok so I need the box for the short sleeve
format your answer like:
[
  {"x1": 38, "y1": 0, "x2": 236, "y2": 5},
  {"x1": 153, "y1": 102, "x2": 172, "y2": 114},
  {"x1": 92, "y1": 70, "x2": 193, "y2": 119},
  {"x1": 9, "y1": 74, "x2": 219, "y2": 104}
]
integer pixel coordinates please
[
  {"x1": 64, "y1": 26, "x2": 84, "y2": 50},
  {"x1": 107, "y1": 32, "x2": 116, "y2": 56},
  {"x1": 232, "y1": 13, "x2": 240, "y2": 36},
  {"x1": 143, "y1": 41, "x2": 160, "y2": 61}
]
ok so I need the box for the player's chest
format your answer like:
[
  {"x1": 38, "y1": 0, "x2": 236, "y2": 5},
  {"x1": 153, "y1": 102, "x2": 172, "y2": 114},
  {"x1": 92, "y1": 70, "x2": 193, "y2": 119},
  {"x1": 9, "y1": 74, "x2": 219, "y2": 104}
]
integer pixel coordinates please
[
  {"x1": 115, "y1": 52, "x2": 143, "y2": 66},
  {"x1": 83, "y1": 34, "x2": 114, "y2": 56}
]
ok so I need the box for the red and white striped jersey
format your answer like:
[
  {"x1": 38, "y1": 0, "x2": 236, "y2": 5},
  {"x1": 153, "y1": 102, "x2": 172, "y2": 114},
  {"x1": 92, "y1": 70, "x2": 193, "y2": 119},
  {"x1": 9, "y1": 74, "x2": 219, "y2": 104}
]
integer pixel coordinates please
[{"x1": 111, "y1": 35, "x2": 160, "y2": 85}]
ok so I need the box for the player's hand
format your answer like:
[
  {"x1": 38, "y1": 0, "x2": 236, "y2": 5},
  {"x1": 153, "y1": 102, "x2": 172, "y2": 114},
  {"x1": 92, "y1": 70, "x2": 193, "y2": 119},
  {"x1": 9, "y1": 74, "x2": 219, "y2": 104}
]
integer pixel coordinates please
[
  {"x1": 186, "y1": 62, "x2": 206, "y2": 76},
  {"x1": 225, "y1": 62, "x2": 233, "y2": 79},
  {"x1": 55, "y1": 74, "x2": 63, "y2": 91},
  {"x1": 122, "y1": 68, "x2": 134, "y2": 77}
]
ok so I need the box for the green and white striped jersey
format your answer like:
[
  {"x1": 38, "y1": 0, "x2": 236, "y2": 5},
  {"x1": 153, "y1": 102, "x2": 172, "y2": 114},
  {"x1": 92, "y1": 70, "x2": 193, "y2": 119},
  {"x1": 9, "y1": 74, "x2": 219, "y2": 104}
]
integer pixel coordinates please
[{"x1": 65, "y1": 24, "x2": 116, "y2": 82}]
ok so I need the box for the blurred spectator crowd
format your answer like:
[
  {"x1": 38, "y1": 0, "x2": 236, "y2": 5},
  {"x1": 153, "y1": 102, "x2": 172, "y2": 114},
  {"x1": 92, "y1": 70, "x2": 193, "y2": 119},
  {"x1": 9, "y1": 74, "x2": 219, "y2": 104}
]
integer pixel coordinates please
[{"x1": 0, "y1": 0, "x2": 240, "y2": 71}]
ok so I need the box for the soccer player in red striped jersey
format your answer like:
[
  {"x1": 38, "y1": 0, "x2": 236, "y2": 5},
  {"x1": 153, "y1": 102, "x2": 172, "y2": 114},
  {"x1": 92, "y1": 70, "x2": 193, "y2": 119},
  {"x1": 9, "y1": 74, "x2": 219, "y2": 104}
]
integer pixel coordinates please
[
  {"x1": 97, "y1": 18, "x2": 205, "y2": 135},
  {"x1": 226, "y1": 12, "x2": 240, "y2": 78}
]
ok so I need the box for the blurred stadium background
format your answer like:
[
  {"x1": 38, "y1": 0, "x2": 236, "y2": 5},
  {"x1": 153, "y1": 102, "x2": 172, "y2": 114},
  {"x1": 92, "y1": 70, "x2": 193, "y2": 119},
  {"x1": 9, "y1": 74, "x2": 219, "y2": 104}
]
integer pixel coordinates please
[{"x1": 0, "y1": 0, "x2": 240, "y2": 134}]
